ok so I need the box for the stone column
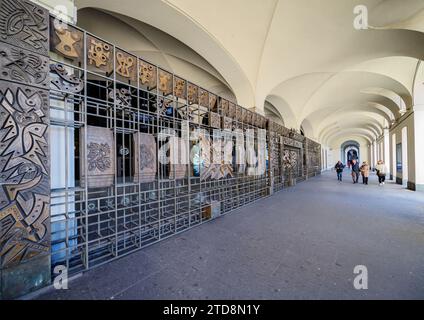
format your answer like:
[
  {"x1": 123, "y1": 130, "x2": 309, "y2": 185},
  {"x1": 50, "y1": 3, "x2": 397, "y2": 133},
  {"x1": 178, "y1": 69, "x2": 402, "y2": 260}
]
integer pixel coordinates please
[
  {"x1": 0, "y1": 0, "x2": 51, "y2": 299},
  {"x1": 413, "y1": 105, "x2": 424, "y2": 191},
  {"x1": 383, "y1": 128, "x2": 390, "y2": 179}
]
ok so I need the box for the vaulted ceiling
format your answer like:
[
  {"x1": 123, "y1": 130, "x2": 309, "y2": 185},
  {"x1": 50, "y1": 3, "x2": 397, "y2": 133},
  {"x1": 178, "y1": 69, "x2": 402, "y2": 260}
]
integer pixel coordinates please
[{"x1": 76, "y1": 0, "x2": 424, "y2": 146}]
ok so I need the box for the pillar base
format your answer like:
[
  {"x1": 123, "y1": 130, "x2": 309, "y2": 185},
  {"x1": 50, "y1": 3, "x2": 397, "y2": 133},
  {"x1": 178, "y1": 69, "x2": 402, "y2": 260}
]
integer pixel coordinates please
[
  {"x1": 1, "y1": 255, "x2": 51, "y2": 300},
  {"x1": 407, "y1": 181, "x2": 416, "y2": 191}
]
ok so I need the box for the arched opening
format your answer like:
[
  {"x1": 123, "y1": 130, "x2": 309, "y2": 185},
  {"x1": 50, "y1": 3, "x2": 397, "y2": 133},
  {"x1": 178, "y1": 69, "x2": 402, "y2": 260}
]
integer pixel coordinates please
[{"x1": 341, "y1": 140, "x2": 361, "y2": 168}]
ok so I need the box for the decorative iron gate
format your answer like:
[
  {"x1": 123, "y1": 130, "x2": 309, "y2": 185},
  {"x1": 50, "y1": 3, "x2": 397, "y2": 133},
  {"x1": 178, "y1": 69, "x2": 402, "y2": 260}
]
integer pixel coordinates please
[
  {"x1": 0, "y1": 0, "x2": 321, "y2": 298},
  {"x1": 47, "y1": 14, "x2": 270, "y2": 276}
]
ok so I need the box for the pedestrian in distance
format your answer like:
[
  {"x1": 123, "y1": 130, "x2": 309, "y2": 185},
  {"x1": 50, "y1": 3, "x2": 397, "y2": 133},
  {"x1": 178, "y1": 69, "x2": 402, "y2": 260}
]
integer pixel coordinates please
[
  {"x1": 360, "y1": 161, "x2": 370, "y2": 185},
  {"x1": 376, "y1": 160, "x2": 387, "y2": 186},
  {"x1": 334, "y1": 160, "x2": 345, "y2": 182},
  {"x1": 351, "y1": 159, "x2": 360, "y2": 184}
]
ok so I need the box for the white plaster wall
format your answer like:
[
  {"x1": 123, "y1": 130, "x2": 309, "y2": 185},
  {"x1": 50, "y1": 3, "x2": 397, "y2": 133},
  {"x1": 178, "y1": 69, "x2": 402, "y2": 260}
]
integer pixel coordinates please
[
  {"x1": 389, "y1": 112, "x2": 416, "y2": 187},
  {"x1": 414, "y1": 106, "x2": 424, "y2": 189},
  {"x1": 76, "y1": 8, "x2": 237, "y2": 102},
  {"x1": 329, "y1": 137, "x2": 369, "y2": 169},
  {"x1": 31, "y1": 0, "x2": 76, "y2": 23}
]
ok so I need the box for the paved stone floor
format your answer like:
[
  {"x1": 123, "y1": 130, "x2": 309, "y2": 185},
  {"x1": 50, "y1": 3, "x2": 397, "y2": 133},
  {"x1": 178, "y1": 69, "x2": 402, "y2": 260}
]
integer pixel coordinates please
[{"x1": 36, "y1": 171, "x2": 424, "y2": 300}]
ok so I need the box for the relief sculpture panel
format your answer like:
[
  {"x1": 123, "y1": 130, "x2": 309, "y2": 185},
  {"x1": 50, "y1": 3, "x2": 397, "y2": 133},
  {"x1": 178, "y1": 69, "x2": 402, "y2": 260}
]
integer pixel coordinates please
[
  {"x1": 169, "y1": 136, "x2": 187, "y2": 180},
  {"x1": 86, "y1": 35, "x2": 112, "y2": 75},
  {"x1": 0, "y1": 82, "x2": 50, "y2": 269},
  {"x1": 0, "y1": 0, "x2": 51, "y2": 299},
  {"x1": 80, "y1": 126, "x2": 115, "y2": 188},
  {"x1": 0, "y1": 0, "x2": 49, "y2": 54},
  {"x1": 50, "y1": 18, "x2": 83, "y2": 63},
  {"x1": 139, "y1": 60, "x2": 157, "y2": 89},
  {"x1": 0, "y1": 42, "x2": 49, "y2": 89},
  {"x1": 134, "y1": 132, "x2": 157, "y2": 183}
]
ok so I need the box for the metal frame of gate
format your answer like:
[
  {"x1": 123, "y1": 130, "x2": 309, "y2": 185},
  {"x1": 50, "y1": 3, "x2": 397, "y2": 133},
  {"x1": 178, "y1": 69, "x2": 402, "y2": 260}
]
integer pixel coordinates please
[{"x1": 48, "y1": 16, "x2": 272, "y2": 276}]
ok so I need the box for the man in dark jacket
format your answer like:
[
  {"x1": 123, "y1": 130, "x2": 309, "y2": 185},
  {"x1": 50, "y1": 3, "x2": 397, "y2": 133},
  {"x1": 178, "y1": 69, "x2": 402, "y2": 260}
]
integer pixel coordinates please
[
  {"x1": 351, "y1": 159, "x2": 360, "y2": 184},
  {"x1": 334, "y1": 160, "x2": 345, "y2": 182}
]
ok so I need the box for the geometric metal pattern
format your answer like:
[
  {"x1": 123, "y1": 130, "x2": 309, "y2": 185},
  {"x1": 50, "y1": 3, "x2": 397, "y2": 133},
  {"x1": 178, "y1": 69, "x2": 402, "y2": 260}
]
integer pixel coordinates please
[
  {"x1": 47, "y1": 13, "x2": 273, "y2": 278},
  {"x1": 0, "y1": 1, "x2": 322, "y2": 300}
]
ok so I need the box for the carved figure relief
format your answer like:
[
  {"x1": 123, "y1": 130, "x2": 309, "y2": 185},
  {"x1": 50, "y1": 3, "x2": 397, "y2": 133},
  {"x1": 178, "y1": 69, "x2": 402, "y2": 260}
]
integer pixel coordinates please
[
  {"x1": 199, "y1": 89, "x2": 208, "y2": 107},
  {"x1": 209, "y1": 112, "x2": 221, "y2": 129},
  {"x1": 158, "y1": 69, "x2": 172, "y2": 96},
  {"x1": 87, "y1": 36, "x2": 112, "y2": 72},
  {"x1": 0, "y1": 43, "x2": 49, "y2": 88},
  {"x1": 209, "y1": 94, "x2": 217, "y2": 111},
  {"x1": 108, "y1": 88, "x2": 131, "y2": 108},
  {"x1": 255, "y1": 114, "x2": 261, "y2": 127},
  {"x1": 283, "y1": 149, "x2": 299, "y2": 173},
  {"x1": 200, "y1": 163, "x2": 233, "y2": 180},
  {"x1": 177, "y1": 104, "x2": 188, "y2": 120},
  {"x1": 242, "y1": 109, "x2": 247, "y2": 123},
  {"x1": 174, "y1": 77, "x2": 186, "y2": 99},
  {"x1": 247, "y1": 111, "x2": 254, "y2": 125},
  {"x1": 261, "y1": 118, "x2": 265, "y2": 129},
  {"x1": 229, "y1": 103, "x2": 236, "y2": 118},
  {"x1": 221, "y1": 99, "x2": 229, "y2": 116},
  {"x1": 52, "y1": 23, "x2": 82, "y2": 59},
  {"x1": 236, "y1": 106, "x2": 242, "y2": 121},
  {"x1": 158, "y1": 98, "x2": 173, "y2": 116},
  {"x1": 87, "y1": 142, "x2": 111, "y2": 172},
  {"x1": 169, "y1": 136, "x2": 187, "y2": 180},
  {"x1": 222, "y1": 116, "x2": 232, "y2": 131},
  {"x1": 80, "y1": 126, "x2": 115, "y2": 188},
  {"x1": 50, "y1": 63, "x2": 83, "y2": 93},
  {"x1": 187, "y1": 83, "x2": 198, "y2": 105},
  {"x1": 195, "y1": 132, "x2": 233, "y2": 181},
  {"x1": 116, "y1": 51, "x2": 135, "y2": 80},
  {"x1": 0, "y1": 83, "x2": 50, "y2": 268},
  {"x1": 139, "y1": 60, "x2": 156, "y2": 88},
  {"x1": 134, "y1": 132, "x2": 156, "y2": 183},
  {"x1": 0, "y1": 0, "x2": 49, "y2": 54},
  {"x1": 189, "y1": 106, "x2": 205, "y2": 124}
]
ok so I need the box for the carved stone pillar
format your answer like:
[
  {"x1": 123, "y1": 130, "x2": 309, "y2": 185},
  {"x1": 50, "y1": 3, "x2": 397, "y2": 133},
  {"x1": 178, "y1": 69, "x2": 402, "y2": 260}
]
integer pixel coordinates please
[{"x1": 0, "y1": 0, "x2": 51, "y2": 299}]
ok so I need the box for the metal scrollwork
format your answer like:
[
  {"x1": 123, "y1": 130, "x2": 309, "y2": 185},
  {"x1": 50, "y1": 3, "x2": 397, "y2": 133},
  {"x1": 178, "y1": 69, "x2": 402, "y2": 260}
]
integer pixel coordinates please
[
  {"x1": 108, "y1": 88, "x2": 131, "y2": 108},
  {"x1": 158, "y1": 98, "x2": 173, "y2": 116},
  {"x1": 50, "y1": 63, "x2": 83, "y2": 93}
]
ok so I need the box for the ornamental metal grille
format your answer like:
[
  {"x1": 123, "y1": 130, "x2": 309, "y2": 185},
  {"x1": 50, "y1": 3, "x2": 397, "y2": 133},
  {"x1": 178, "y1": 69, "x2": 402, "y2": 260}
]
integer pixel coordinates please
[{"x1": 48, "y1": 16, "x2": 272, "y2": 276}]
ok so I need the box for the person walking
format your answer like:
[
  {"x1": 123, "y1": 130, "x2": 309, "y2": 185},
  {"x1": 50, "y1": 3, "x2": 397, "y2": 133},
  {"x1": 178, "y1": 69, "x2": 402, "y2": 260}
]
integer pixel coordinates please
[
  {"x1": 334, "y1": 160, "x2": 345, "y2": 182},
  {"x1": 376, "y1": 160, "x2": 387, "y2": 186},
  {"x1": 351, "y1": 159, "x2": 360, "y2": 184},
  {"x1": 360, "y1": 161, "x2": 370, "y2": 185}
]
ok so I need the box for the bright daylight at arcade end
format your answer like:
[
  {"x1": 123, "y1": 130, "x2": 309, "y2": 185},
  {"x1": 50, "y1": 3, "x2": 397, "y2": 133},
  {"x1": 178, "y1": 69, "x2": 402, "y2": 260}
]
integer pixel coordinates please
[{"x1": 0, "y1": 0, "x2": 423, "y2": 312}]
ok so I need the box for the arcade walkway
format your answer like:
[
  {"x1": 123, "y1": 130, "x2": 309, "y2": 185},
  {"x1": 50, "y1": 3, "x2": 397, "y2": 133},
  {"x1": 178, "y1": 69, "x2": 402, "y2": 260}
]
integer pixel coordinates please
[{"x1": 35, "y1": 172, "x2": 424, "y2": 300}]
